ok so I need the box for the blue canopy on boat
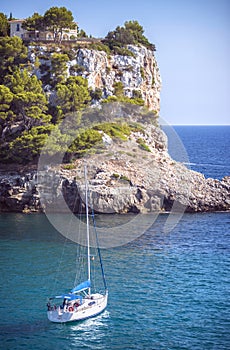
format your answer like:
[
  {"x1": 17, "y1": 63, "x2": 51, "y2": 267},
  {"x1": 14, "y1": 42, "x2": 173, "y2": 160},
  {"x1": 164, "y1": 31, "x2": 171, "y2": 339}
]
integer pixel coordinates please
[
  {"x1": 71, "y1": 280, "x2": 91, "y2": 293},
  {"x1": 50, "y1": 293, "x2": 82, "y2": 302}
]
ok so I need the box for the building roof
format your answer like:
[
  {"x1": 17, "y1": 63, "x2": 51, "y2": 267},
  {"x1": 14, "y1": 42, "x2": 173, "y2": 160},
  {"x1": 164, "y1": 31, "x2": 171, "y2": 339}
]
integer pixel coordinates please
[{"x1": 9, "y1": 19, "x2": 25, "y2": 23}]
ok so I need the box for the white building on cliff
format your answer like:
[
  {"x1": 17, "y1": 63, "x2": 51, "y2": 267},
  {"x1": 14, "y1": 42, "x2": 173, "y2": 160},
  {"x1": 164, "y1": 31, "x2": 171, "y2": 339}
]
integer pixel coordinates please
[{"x1": 9, "y1": 19, "x2": 78, "y2": 41}]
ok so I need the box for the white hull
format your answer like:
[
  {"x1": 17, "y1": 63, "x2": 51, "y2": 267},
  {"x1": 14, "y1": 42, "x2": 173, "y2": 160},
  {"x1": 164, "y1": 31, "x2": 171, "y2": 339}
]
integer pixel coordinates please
[{"x1": 47, "y1": 292, "x2": 108, "y2": 323}]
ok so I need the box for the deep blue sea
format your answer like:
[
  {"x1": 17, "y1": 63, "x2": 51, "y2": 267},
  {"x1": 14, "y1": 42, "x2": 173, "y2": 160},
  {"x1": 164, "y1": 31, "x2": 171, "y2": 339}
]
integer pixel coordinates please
[
  {"x1": 167, "y1": 125, "x2": 230, "y2": 180},
  {"x1": 0, "y1": 126, "x2": 230, "y2": 350}
]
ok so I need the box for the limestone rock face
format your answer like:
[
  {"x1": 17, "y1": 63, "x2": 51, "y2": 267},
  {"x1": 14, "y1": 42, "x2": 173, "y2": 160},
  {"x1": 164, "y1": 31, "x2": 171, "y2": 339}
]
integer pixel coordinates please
[
  {"x1": 28, "y1": 44, "x2": 161, "y2": 112},
  {"x1": 71, "y1": 45, "x2": 161, "y2": 112}
]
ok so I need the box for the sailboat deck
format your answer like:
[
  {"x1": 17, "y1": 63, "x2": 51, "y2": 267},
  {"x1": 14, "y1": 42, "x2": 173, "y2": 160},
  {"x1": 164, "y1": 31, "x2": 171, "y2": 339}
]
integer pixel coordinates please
[{"x1": 47, "y1": 292, "x2": 108, "y2": 323}]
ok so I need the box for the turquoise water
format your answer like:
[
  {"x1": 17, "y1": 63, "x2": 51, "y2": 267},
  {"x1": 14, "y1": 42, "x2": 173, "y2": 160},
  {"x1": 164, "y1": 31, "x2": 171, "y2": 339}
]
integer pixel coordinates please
[
  {"x1": 1, "y1": 126, "x2": 230, "y2": 349},
  {"x1": 0, "y1": 212, "x2": 229, "y2": 349}
]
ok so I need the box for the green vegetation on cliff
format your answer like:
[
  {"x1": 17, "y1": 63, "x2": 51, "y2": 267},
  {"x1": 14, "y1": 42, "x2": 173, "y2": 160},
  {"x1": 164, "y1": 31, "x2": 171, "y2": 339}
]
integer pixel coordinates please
[
  {"x1": 0, "y1": 8, "x2": 158, "y2": 165},
  {"x1": 103, "y1": 20, "x2": 156, "y2": 54}
]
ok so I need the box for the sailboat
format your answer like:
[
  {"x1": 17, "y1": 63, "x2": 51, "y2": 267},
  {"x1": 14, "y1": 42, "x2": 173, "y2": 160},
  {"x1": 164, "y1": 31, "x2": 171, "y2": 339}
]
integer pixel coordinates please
[{"x1": 47, "y1": 166, "x2": 108, "y2": 323}]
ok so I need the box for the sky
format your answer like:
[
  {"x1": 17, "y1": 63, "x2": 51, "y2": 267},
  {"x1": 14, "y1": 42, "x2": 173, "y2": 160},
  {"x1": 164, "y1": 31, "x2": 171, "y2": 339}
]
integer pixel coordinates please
[{"x1": 1, "y1": 0, "x2": 230, "y2": 125}]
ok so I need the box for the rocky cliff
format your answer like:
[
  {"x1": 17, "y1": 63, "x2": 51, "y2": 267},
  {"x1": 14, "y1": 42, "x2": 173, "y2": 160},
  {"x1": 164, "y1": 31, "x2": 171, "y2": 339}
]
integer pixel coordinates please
[
  {"x1": 30, "y1": 44, "x2": 161, "y2": 113},
  {"x1": 72, "y1": 45, "x2": 161, "y2": 112},
  {"x1": 0, "y1": 121, "x2": 229, "y2": 214},
  {"x1": 1, "y1": 44, "x2": 229, "y2": 214}
]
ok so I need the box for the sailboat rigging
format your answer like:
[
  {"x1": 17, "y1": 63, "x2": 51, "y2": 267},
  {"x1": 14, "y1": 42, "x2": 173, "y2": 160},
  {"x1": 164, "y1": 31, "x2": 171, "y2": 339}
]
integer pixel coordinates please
[{"x1": 47, "y1": 165, "x2": 108, "y2": 323}]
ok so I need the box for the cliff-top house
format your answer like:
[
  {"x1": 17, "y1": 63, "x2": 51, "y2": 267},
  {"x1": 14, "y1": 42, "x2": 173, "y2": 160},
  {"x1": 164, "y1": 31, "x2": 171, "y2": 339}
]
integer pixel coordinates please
[{"x1": 9, "y1": 19, "x2": 78, "y2": 41}]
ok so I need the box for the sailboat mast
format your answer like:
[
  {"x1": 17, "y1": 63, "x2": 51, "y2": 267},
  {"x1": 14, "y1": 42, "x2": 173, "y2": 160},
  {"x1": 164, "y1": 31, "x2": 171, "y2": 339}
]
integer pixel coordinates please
[{"x1": 84, "y1": 165, "x2": 91, "y2": 295}]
